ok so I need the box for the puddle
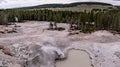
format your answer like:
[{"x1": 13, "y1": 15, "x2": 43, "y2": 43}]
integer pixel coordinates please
[{"x1": 56, "y1": 50, "x2": 92, "y2": 67}]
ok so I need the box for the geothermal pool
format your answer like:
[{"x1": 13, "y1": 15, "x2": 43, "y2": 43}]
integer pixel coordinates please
[{"x1": 56, "y1": 50, "x2": 92, "y2": 67}]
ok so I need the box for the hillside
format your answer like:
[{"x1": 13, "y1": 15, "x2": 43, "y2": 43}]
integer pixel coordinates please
[
  {"x1": 18, "y1": 2, "x2": 112, "y2": 9},
  {"x1": 15, "y1": 2, "x2": 115, "y2": 11},
  {"x1": 115, "y1": 6, "x2": 120, "y2": 9}
]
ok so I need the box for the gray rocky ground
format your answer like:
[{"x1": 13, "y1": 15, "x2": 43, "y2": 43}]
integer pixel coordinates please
[{"x1": 0, "y1": 21, "x2": 120, "y2": 67}]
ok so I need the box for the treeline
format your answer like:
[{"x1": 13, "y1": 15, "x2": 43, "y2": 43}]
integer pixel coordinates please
[
  {"x1": 0, "y1": 12, "x2": 8, "y2": 25},
  {"x1": 0, "y1": 9, "x2": 120, "y2": 33}
]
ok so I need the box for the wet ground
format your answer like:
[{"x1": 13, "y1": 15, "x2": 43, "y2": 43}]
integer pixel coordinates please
[{"x1": 0, "y1": 21, "x2": 120, "y2": 67}]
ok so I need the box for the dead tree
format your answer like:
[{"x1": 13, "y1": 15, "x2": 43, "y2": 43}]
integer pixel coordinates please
[
  {"x1": 49, "y1": 22, "x2": 53, "y2": 29},
  {"x1": 54, "y1": 22, "x2": 58, "y2": 29}
]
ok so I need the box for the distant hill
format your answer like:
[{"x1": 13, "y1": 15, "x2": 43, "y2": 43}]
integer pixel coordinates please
[
  {"x1": 14, "y1": 2, "x2": 116, "y2": 11},
  {"x1": 17, "y1": 2, "x2": 113, "y2": 9},
  {"x1": 115, "y1": 6, "x2": 120, "y2": 9}
]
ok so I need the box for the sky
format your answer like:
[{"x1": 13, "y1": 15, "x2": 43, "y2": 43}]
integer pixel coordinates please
[{"x1": 0, "y1": 0, "x2": 120, "y2": 9}]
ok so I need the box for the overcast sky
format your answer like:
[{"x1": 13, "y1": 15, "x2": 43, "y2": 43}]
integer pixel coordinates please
[{"x1": 0, "y1": 0, "x2": 120, "y2": 9}]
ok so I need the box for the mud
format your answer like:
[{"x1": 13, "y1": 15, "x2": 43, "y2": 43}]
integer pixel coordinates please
[{"x1": 0, "y1": 21, "x2": 120, "y2": 67}]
